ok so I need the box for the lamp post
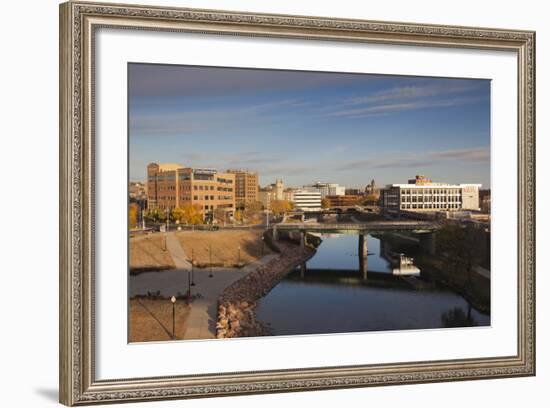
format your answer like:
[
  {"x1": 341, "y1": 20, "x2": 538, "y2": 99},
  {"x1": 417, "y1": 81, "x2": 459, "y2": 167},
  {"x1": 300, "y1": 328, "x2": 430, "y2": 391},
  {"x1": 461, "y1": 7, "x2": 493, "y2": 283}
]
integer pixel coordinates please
[
  {"x1": 266, "y1": 195, "x2": 270, "y2": 229},
  {"x1": 237, "y1": 245, "x2": 241, "y2": 267},
  {"x1": 261, "y1": 236, "x2": 265, "y2": 256},
  {"x1": 170, "y1": 296, "x2": 176, "y2": 339},
  {"x1": 208, "y1": 243, "x2": 213, "y2": 278},
  {"x1": 190, "y1": 248, "x2": 195, "y2": 286}
]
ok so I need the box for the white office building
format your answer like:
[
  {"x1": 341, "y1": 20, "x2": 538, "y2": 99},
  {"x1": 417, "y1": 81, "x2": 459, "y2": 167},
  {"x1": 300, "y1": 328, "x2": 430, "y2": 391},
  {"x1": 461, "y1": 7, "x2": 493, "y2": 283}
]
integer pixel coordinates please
[
  {"x1": 306, "y1": 182, "x2": 346, "y2": 198},
  {"x1": 380, "y1": 175, "x2": 481, "y2": 212},
  {"x1": 291, "y1": 189, "x2": 322, "y2": 211}
]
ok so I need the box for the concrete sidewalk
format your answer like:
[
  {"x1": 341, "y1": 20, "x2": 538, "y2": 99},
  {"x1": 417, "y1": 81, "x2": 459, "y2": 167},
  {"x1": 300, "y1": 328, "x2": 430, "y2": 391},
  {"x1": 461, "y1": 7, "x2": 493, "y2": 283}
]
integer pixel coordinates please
[
  {"x1": 165, "y1": 232, "x2": 192, "y2": 270},
  {"x1": 156, "y1": 231, "x2": 278, "y2": 339}
]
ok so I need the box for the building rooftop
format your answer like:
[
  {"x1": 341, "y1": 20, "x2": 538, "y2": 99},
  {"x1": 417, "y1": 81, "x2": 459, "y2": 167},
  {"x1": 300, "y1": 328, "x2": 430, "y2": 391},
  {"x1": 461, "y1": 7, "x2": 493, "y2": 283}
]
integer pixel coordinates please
[
  {"x1": 388, "y1": 183, "x2": 482, "y2": 188},
  {"x1": 157, "y1": 163, "x2": 183, "y2": 172}
]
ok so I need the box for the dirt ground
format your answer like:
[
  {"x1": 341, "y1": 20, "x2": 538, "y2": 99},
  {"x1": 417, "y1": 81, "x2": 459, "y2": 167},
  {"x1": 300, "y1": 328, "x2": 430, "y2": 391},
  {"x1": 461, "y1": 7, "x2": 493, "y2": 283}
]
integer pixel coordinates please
[
  {"x1": 129, "y1": 235, "x2": 175, "y2": 272},
  {"x1": 129, "y1": 298, "x2": 191, "y2": 342},
  {"x1": 175, "y1": 229, "x2": 273, "y2": 266}
]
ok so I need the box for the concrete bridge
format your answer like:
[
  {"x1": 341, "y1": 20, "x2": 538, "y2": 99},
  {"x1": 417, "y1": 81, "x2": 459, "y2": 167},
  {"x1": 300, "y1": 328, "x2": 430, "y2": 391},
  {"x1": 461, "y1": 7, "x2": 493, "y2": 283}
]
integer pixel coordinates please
[
  {"x1": 272, "y1": 220, "x2": 439, "y2": 265},
  {"x1": 273, "y1": 220, "x2": 439, "y2": 234}
]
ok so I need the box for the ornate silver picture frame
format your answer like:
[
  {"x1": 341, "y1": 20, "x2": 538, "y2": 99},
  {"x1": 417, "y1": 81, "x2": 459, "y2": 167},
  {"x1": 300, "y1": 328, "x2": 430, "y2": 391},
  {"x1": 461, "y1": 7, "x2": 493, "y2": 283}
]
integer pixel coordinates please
[{"x1": 59, "y1": 1, "x2": 535, "y2": 405}]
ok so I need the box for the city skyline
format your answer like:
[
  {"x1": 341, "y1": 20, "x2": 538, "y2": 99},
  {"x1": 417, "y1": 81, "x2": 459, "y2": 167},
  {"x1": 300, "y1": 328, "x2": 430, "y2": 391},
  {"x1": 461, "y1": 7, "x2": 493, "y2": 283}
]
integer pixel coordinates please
[{"x1": 129, "y1": 63, "x2": 491, "y2": 188}]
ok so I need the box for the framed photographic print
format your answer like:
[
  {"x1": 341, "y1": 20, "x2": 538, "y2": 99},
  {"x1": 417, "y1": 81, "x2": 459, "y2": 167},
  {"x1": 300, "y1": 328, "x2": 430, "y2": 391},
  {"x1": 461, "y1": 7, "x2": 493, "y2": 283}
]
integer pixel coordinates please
[{"x1": 59, "y1": 1, "x2": 536, "y2": 405}]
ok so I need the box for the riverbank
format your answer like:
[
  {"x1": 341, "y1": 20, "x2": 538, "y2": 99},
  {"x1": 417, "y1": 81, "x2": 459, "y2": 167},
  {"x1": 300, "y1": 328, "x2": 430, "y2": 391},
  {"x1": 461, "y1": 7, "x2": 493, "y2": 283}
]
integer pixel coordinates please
[
  {"x1": 416, "y1": 256, "x2": 491, "y2": 314},
  {"x1": 130, "y1": 229, "x2": 273, "y2": 274},
  {"x1": 375, "y1": 232, "x2": 490, "y2": 314},
  {"x1": 175, "y1": 230, "x2": 273, "y2": 267},
  {"x1": 216, "y1": 240, "x2": 315, "y2": 338}
]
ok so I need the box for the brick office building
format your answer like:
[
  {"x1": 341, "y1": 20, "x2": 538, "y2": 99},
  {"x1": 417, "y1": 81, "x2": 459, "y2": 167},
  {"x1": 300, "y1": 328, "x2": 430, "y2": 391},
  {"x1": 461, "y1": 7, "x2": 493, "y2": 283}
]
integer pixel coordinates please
[{"x1": 146, "y1": 163, "x2": 235, "y2": 219}]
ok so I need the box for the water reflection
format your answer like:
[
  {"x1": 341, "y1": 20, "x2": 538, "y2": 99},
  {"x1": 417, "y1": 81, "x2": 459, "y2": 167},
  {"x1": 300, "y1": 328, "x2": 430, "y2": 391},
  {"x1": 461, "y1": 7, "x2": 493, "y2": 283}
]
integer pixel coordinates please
[{"x1": 255, "y1": 233, "x2": 490, "y2": 336}]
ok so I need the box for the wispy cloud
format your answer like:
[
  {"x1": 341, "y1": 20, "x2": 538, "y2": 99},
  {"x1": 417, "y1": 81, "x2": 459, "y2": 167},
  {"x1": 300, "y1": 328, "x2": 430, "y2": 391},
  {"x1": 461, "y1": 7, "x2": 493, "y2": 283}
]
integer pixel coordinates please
[
  {"x1": 335, "y1": 147, "x2": 490, "y2": 171},
  {"x1": 321, "y1": 81, "x2": 486, "y2": 119},
  {"x1": 130, "y1": 98, "x2": 301, "y2": 137},
  {"x1": 344, "y1": 82, "x2": 480, "y2": 106},
  {"x1": 325, "y1": 97, "x2": 483, "y2": 118},
  {"x1": 430, "y1": 147, "x2": 490, "y2": 162}
]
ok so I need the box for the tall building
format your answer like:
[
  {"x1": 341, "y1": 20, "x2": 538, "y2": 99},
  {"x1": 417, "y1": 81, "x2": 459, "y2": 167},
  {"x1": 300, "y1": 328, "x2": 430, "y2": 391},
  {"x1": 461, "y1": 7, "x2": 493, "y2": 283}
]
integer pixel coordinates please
[
  {"x1": 380, "y1": 175, "x2": 481, "y2": 212},
  {"x1": 147, "y1": 162, "x2": 235, "y2": 218},
  {"x1": 258, "y1": 187, "x2": 274, "y2": 209},
  {"x1": 227, "y1": 169, "x2": 259, "y2": 208},
  {"x1": 274, "y1": 179, "x2": 284, "y2": 200},
  {"x1": 291, "y1": 190, "x2": 322, "y2": 212},
  {"x1": 258, "y1": 179, "x2": 285, "y2": 209},
  {"x1": 365, "y1": 179, "x2": 379, "y2": 197}
]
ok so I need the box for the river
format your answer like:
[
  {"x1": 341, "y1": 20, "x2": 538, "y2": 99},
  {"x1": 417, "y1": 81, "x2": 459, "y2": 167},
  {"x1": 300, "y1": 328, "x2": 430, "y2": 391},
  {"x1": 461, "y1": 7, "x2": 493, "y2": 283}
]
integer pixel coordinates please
[{"x1": 255, "y1": 233, "x2": 490, "y2": 336}]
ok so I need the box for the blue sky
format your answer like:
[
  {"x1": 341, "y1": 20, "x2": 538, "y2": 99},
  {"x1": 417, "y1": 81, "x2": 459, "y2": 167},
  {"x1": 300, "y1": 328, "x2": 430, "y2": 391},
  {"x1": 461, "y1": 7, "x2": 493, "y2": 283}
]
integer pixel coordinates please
[{"x1": 129, "y1": 63, "x2": 490, "y2": 188}]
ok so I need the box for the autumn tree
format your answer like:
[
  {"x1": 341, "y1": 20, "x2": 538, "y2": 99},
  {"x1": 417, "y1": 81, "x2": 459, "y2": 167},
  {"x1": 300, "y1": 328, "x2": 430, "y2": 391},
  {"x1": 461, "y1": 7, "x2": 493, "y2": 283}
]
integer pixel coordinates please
[
  {"x1": 128, "y1": 203, "x2": 139, "y2": 229},
  {"x1": 144, "y1": 207, "x2": 166, "y2": 223},
  {"x1": 243, "y1": 201, "x2": 263, "y2": 224},
  {"x1": 321, "y1": 198, "x2": 331, "y2": 209},
  {"x1": 234, "y1": 209, "x2": 243, "y2": 223},
  {"x1": 171, "y1": 204, "x2": 203, "y2": 225},
  {"x1": 269, "y1": 199, "x2": 294, "y2": 216}
]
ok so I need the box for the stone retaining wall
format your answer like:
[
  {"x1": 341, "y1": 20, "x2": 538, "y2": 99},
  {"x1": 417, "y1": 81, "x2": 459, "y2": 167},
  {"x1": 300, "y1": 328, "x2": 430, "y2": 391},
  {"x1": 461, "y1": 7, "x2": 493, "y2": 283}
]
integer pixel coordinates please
[{"x1": 216, "y1": 241, "x2": 315, "y2": 338}]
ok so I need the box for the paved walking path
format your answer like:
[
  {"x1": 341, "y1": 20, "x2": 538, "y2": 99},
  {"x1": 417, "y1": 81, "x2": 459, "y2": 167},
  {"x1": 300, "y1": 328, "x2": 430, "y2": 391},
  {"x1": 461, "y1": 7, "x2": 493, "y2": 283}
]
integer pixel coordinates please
[
  {"x1": 161, "y1": 232, "x2": 279, "y2": 339},
  {"x1": 165, "y1": 232, "x2": 192, "y2": 270}
]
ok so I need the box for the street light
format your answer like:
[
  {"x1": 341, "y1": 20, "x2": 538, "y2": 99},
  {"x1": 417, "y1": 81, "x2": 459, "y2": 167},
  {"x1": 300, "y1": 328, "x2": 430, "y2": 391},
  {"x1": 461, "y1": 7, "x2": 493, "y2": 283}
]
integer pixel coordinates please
[
  {"x1": 190, "y1": 248, "x2": 196, "y2": 286},
  {"x1": 261, "y1": 236, "x2": 265, "y2": 256},
  {"x1": 170, "y1": 296, "x2": 176, "y2": 339},
  {"x1": 208, "y1": 243, "x2": 213, "y2": 278},
  {"x1": 237, "y1": 245, "x2": 241, "y2": 267}
]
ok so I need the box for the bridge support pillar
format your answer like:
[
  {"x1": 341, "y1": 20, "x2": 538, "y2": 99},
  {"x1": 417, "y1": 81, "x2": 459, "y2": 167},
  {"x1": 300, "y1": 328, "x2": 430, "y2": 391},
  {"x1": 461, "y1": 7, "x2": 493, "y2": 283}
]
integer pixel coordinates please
[
  {"x1": 273, "y1": 226, "x2": 278, "y2": 242},
  {"x1": 358, "y1": 234, "x2": 368, "y2": 280},
  {"x1": 300, "y1": 261, "x2": 307, "y2": 278},
  {"x1": 300, "y1": 231, "x2": 306, "y2": 248},
  {"x1": 420, "y1": 232, "x2": 436, "y2": 255}
]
